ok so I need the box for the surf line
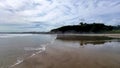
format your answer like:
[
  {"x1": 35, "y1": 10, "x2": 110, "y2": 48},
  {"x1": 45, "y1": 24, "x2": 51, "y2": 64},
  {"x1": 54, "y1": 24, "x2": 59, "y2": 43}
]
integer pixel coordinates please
[
  {"x1": 9, "y1": 44, "x2": 46, "y2": 68},
  {"x1": 10, "y1": 57, "x2": 24, "y2": 67}
]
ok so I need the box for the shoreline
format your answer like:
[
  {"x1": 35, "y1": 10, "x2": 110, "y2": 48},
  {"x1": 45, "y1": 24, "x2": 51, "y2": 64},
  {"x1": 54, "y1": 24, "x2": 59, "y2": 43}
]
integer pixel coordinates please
[{"x1": 0, "y1": 33, "x2": 120, "y2": 38}]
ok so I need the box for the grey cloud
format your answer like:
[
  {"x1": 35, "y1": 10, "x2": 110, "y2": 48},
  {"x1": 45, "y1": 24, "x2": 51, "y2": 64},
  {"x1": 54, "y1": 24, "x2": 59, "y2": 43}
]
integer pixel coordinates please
[
  {"x1": 46, "y1": 0, "x2": 53, "y2": 4},
  {"x1": 0, "y1": 0, "x2": 120, "y2": 32}
]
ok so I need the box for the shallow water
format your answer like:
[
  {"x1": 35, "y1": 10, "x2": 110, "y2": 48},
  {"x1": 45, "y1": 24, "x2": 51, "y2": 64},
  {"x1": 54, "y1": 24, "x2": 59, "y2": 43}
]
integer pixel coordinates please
[
  {"x1": 0, "y1": 34, "x2": 120, "y2": 68},
  {"x1": 0, "y1": 34, "x2": 55, "y2": 68}
]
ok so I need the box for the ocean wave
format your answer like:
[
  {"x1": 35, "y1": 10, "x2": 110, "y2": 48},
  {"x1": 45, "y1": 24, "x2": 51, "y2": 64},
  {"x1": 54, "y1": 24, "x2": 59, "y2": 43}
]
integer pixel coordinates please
[
  {"x1": 0, "y1": 34, "x2": 32, "y2": 38},
  {"x1": 24, "y1": 44, "x2": 46, "y2": 51}
]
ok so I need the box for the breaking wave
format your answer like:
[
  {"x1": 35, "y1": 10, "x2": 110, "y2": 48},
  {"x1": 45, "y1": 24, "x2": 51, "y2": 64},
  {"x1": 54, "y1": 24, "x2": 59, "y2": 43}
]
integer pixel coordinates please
[{"x1": 0, "y1": 34, "x2": 32, "y2": 38}]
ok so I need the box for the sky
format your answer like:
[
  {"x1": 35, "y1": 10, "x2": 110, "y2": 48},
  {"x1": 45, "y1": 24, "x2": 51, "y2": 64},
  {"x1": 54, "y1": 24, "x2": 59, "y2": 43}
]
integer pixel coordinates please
[{"x1": 0, "y1": 0, "x2": 120, "y2": 32}]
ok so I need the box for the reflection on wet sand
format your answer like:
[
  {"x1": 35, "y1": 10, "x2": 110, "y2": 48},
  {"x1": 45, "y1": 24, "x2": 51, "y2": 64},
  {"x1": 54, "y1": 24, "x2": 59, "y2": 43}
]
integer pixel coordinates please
[
  {"x1": 56, "y1": 34, "x2": 115, "y2": 46},
  {"x1": 56, "y1": 34, "x2": 115, "y2": 40},
  {"x1": 13, "y1": 35, "x2": 120, "y2": 68},
  {"x1": 79, "y1": 40, "x2": 106, "y2": 46}
]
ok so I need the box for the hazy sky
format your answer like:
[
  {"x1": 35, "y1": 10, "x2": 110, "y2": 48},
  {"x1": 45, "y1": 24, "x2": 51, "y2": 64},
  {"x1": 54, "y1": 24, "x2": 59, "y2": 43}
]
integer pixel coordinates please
[{"x1": 0, "y1": 0, "x2": 120, "y2": 32}]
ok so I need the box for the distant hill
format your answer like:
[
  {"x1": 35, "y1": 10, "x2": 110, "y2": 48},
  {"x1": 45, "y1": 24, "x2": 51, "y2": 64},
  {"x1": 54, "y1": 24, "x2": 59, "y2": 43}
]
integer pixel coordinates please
[{"x1": 50, "y1": 23, "x2": 119, "y2": 33}]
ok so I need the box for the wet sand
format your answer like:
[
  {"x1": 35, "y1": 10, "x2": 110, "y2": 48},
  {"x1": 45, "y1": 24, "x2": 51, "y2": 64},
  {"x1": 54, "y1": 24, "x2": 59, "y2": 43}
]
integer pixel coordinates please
[
  {"x1": 13, "y1": 39, "x2": 120, "y2": 68},
  {"x1": 5, "y1": 34, "x2": 120, "y2": 68}
]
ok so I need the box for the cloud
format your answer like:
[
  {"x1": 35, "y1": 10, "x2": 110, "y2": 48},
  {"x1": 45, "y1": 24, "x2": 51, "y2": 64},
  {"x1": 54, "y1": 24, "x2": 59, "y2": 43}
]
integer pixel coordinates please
[{"x1": 0, "y1": 0, "x2": 120, "y2": 32}]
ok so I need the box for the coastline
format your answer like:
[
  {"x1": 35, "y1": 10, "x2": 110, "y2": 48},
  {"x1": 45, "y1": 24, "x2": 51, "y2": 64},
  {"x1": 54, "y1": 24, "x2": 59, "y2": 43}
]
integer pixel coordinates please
[{"x1": 1, "y1": 33, "x2": 119, "y2": 38}]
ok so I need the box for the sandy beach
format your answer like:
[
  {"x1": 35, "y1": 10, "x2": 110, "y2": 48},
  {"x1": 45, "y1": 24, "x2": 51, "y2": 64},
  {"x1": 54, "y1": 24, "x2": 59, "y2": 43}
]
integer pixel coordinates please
[{"x1": 0, "y1": 34, "x2": 120, "y2": 68}]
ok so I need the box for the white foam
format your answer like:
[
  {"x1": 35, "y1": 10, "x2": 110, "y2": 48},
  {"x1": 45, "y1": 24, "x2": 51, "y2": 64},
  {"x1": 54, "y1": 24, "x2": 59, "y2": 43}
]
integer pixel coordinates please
[
  {"x1": 29, "y1": 44, "x2": 47, "y2": 57},
  {"x1": 30, "y1": 53, "x2": 36, "y2": 57},
  {"x1": 0, "y1": 34, "x2": 32, "y2": 38},
  {"x1": 10, "y1": 57, "x2": 24, "y2": 67},
  {"x1": 24, "y1": 45, "x2": 46, "y2": 51}
]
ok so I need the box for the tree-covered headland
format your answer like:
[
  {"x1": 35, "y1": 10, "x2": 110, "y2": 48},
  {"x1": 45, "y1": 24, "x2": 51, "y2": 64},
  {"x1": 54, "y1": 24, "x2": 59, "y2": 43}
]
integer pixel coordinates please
[{"x1": 51, "y1": 22, "x2": 120, "y2": 33}]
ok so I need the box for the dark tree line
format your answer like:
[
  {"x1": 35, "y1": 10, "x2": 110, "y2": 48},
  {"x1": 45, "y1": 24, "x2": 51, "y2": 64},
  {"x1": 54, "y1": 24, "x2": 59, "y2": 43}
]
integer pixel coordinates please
[
  {"x1": 51, "y1": 22, "x2": 116, "y2": 33},
  {"x1": 113, "y1": 25, "x2": 120, "y2": 30}
]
